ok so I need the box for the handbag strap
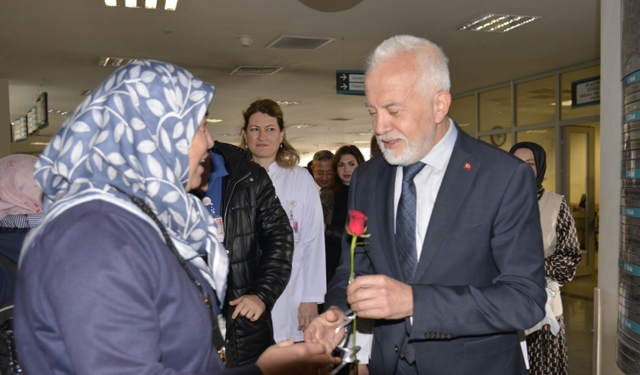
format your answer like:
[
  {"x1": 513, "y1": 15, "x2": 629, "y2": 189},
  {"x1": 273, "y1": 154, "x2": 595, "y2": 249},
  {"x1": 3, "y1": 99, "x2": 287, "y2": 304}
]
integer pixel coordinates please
[{"x1": 114, "y1": 188, "x2": 227, "y2": 362}]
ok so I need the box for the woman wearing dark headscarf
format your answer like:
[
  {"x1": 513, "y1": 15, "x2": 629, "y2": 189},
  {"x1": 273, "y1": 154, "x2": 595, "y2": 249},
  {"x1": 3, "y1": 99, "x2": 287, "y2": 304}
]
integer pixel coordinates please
[
  {"x1": 509, "y1": 142, "x2": 581, "y2": 375},
  {"x1": 14, "y1": 61, "x2": 337, "y2": 375}
]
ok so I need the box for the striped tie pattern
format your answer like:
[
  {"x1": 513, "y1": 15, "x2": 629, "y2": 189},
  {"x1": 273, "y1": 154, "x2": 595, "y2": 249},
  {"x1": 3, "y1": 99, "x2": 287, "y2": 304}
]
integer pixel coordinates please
[{"x1": 396, "y1": 162, "x2": 425, "y2": 283}]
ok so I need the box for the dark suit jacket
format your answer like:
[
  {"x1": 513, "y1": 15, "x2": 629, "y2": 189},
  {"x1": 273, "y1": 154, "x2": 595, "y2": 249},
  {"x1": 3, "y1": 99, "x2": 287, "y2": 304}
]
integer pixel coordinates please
[{"x1": 325, "y1": 124, "x2": 546, "y2": 375}]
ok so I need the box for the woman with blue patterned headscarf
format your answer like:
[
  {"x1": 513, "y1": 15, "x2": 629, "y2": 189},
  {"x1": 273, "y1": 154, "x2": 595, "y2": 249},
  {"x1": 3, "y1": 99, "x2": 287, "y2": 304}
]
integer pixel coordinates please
[{"x1": 13, "y1": 60, "x2": 338, "y2": 375}]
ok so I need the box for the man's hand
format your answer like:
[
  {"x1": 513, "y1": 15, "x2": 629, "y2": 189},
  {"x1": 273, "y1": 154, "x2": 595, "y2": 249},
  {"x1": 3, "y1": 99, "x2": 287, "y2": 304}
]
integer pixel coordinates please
[
  {"x1": 298, "y1": 302, "x2": 319, "y2": 331},
  {"x1": 256, "y1": 338, "x2": 341, "y2": 375},
  {"x1": 346, "y1": 275, "x2": 413, "y2": 319},
  {"x1": 229, "y1": 294, "x2": 266, "y2": 321},
  {"x1": 304, "y1": 306, "x2": 346, "y2": 354}
]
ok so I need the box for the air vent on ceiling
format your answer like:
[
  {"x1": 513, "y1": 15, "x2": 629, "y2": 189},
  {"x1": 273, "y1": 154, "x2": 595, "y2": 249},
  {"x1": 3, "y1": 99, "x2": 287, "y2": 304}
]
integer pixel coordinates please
[
  {"x1": 230, "y1": 66, "x2": 284, "y2": 76},
  {"x1": 266, "y1": 35, "x2": 334, "y2": 50}
]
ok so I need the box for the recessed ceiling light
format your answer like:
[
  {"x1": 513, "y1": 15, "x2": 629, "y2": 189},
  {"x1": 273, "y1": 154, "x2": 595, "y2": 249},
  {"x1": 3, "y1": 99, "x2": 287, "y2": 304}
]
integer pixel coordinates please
[
  {"x1": 288, "y1": 124, "x2": 315, "y2": 129},
  {"x1": 353, "y1": 140, "x2": 370, "y2": 144},
  {"x1": 30, "y1": 142, "x2": 50, "y2": 146},
  {"x1": 289, "y1": 137, "x2": 311, "y2": 141},
  {"x1": 457, "y1": 13, "x2": 539, "y2": 33},
  {"x1": 276, "y1": 100, "x2": 300, "y2": 107},
  {"x1": 348, "y1": 131, "x2": 373, "y2": 136},
  {"x1": 98, "y1": 57, "x2": 138, "y2": 67},
  {"x1": 104, "y1": 0, "x2": 177, "y2": 10},
  {"x1": 164, "y1": 0, "x2": 177, "y2": 10},
  {"x1": 48, "y1": 109, "x2": 70, "y2": 116},
  {"x1": 550, "y1": 100, "x2": 573, "y2": 107},
  {"x1": 206, "y1": 118, "x2": 223, "y2": 123}
]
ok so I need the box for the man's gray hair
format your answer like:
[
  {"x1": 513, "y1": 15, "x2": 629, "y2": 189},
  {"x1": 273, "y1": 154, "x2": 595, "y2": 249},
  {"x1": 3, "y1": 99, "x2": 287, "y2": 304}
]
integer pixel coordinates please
[
  {"x1": 312, "y1": 150, "x2": 334, "y2": 163},
  {"x1": 365, "y1": 35, "x2": 450, "y2": 96}
]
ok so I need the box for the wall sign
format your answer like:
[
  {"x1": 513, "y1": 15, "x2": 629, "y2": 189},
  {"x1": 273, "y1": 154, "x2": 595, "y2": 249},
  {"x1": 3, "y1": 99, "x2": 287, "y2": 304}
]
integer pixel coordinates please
[
  {"x1": 571, "y1": 76, "x2": 600, "y2": 108},
  {"x1": 336, "y1": 70, "x2": 365, "y2": 95}
]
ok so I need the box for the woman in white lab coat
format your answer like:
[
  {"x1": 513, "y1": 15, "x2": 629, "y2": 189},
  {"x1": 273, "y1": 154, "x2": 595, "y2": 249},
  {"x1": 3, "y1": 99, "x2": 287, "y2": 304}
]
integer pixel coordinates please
[{"x1": 239, "y1": 99, "x2": 326, "y2": 343}]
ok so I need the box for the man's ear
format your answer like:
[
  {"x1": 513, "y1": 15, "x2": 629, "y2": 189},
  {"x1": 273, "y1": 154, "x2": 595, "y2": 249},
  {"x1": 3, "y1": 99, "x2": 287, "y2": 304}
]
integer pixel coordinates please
[{"x1": 433, "y1": 91, "x2": 452, "y2": 124}]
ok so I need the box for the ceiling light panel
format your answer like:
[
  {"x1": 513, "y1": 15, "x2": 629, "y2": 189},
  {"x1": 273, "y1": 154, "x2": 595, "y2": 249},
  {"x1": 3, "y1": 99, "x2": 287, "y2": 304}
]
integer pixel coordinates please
[{"x1": 457, "y1": 13, "x2": 539, "y2": 33}]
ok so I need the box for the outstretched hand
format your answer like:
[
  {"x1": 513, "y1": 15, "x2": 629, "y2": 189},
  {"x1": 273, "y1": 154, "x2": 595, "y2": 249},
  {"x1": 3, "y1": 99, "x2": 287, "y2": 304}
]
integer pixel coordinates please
[
  {"x1": 303, "y1": 306, "x2": 346, "y2": 354},
  {"x1": 256, "y1": 338, "x2": 341, "y2": 375}
]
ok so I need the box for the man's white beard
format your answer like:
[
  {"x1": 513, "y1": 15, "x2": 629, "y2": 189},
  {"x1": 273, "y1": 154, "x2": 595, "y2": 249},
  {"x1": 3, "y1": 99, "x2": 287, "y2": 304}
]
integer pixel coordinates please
[{"x1": 378, "y1": 134, "x2": 428, "y2": 166}]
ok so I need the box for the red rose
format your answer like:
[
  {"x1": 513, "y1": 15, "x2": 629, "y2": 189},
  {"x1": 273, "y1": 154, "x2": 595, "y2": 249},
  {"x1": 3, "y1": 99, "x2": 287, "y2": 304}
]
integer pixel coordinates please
[{"x1": 347, "y1": 210, "x2": 368, "y2": 237}]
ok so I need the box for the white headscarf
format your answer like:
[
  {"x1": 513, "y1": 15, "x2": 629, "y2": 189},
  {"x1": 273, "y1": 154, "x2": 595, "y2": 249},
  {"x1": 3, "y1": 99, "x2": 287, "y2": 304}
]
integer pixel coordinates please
[{"x1": 24, "y1": 60, "x2": 228, "y2": 304}]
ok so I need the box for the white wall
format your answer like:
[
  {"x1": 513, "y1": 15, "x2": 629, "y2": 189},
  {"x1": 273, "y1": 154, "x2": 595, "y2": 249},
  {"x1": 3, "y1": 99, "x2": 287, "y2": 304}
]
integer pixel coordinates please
[{"x1": 596, "y1": 0, "x2": 623, "y2": 373}]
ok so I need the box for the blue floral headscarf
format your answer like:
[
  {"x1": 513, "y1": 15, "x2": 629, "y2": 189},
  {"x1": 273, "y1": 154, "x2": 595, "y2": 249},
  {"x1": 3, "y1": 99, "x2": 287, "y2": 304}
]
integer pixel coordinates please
[{"x1": 25, "y1": 60, "x2": 228, "y2": 304}]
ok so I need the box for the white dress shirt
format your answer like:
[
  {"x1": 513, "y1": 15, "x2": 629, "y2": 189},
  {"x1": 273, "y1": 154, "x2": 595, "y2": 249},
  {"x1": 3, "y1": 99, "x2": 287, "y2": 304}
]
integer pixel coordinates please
[{"x1": 393, "y1": 119, "x2": 458, "y2": 264}]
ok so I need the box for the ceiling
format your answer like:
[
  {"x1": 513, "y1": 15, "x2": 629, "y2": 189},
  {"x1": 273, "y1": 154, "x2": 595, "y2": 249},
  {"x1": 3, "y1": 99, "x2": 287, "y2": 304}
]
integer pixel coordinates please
[{"x1": 1, "y1": 0, "x2": 600, "y2": 163}]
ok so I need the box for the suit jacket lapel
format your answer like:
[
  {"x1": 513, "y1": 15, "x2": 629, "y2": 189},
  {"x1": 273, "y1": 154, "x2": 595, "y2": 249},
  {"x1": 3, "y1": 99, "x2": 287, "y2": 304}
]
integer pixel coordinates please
[{"x1": 413, "y1": 128, "x2": 480, "y2": 281}]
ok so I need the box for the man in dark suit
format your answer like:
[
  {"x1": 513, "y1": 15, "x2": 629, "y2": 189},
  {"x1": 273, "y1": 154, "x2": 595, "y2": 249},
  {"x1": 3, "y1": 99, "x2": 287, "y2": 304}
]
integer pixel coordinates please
[{"x1": 305, "y1": 35, "x2": 546, "y2": 375}]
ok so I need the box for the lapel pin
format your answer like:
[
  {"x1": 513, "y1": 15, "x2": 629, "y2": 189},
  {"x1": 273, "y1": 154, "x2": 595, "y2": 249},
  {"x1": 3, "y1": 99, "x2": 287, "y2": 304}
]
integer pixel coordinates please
[{"x1": 464, "y1": 162, "x2": 471, "y2": 170}]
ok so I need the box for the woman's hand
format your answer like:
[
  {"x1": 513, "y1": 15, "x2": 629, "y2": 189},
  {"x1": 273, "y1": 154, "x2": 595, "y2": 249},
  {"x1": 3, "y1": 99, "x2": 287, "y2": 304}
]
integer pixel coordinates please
[{"x1": 229, "y1": 294, "x2": 266, "y2": 321}]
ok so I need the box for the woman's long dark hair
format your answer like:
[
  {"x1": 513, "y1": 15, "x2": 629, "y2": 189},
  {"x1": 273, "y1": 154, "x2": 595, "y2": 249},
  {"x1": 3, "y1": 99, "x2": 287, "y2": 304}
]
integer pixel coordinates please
[{"x1": 327, "y1": 145, "x2": 365, "y2": 192}]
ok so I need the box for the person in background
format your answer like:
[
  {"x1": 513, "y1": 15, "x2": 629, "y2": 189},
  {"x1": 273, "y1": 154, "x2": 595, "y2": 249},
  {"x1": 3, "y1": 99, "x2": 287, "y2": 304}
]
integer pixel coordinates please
[
  {"x1": 0, "y1": 154, "x2": 44, "y2": 375},
  {"x1": 311, "y1": 150, "x2": 334, "y2": 191},
  {"x1": 14, "y1": 60, "x2": 338, "y2": 375},
  {"x1": 320, "y1": 145, "x2": 365, "y2": 286},
  {"x1": 306, "y1": 160, "x2": 314, "y2": 177},
  {"x1": 510, "y1": 142, "x2": 581, "y2": 375},
  {"x1": 305, "y1": 35, "x2": 545, "y2": 375},
  {"x1": 239, "y1": 99, "x2": 326, "y2": 344},
  {"x1": 0, "y1": 154, "x2": 44, "y2": 305},
  {"x1": 369, "y1": 135, "x2": 381, "y2": 159},
  {"x1": 193, "y1": 139, "x2": 294, "y2": 367}
]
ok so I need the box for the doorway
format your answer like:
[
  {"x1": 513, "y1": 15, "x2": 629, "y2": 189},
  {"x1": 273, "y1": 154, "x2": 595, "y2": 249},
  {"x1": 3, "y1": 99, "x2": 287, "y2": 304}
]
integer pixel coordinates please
[{"x1": 563, "y1": 125, "x2": 597, "y2": 276}]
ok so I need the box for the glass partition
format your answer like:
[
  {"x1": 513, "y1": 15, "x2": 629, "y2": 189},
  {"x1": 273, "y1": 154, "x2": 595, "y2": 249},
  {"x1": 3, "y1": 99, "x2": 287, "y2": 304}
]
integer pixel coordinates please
[
  {"x1": 450, "y1": 95, "x2": 475, "y2": 134},
  {"x1": 479, "y1": 86, "x2": 511, "y2": 132},
  {"x1": 516, "y1": 76, "x2": 556, "y2": 126},
  {"x1": 515, "y1": 128, "x2": 557, "y2": 193}
]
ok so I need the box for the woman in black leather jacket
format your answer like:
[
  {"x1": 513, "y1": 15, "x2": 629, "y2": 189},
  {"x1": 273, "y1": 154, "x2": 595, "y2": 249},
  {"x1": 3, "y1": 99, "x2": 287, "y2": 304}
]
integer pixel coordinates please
[
  {"x1": 320, "y1": 145, "x2": 365, "y2": 286},
  {"x1": 196, "y1": 141, "x2": 294, "y2": 367}
]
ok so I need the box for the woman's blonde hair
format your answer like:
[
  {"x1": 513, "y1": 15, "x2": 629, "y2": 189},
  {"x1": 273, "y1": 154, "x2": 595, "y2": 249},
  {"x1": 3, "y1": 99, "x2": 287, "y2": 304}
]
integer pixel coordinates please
[{"x1": 238, "y1": 99, "x2": 299, "y2": 169}]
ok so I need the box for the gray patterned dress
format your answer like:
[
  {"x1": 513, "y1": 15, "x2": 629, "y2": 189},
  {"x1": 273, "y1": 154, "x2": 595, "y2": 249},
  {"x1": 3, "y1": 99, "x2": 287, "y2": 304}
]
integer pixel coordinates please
[{"x1": 526, "y1": 188, "x2": 582, "y2": 375}]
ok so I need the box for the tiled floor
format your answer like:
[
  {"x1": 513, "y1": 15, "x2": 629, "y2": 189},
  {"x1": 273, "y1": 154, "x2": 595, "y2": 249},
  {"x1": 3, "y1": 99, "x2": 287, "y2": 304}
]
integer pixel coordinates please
[{"x1": 562, "y1": 270, "x2": 597, "y2": 374}]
